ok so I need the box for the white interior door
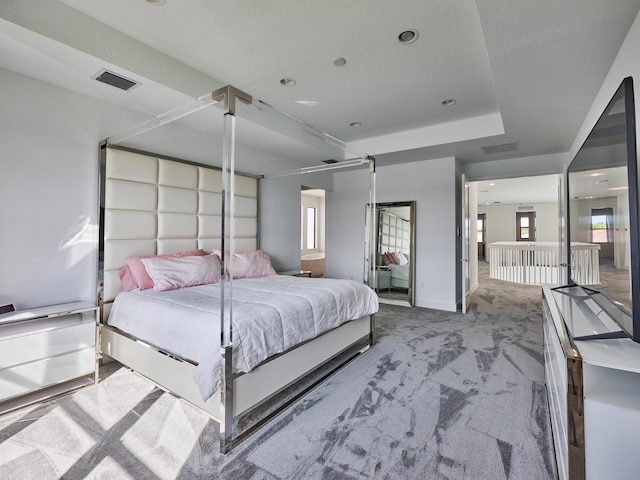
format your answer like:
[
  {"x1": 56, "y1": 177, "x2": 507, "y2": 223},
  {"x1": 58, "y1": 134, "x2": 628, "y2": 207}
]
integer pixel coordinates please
[{"x1": 461, "y1": 175, "x2": 471, "y2": 313}]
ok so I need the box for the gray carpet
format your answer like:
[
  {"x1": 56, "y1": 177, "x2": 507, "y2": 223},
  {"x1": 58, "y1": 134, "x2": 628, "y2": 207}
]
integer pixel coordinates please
[{"x1": 0, "y1": 264, "x2": 556, "y2": 479}]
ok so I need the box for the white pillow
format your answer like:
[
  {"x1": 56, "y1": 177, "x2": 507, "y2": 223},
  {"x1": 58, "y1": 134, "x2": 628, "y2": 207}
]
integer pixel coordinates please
[
  {"x1": 393, "y1": 252, "x2": 409, "y2": 265},
  {"x1": 227, "y1": 250, "x2": 278, "y2": 279},
  {"x1": 141, "y1": 254, "x2": 222, "y2": 292}
]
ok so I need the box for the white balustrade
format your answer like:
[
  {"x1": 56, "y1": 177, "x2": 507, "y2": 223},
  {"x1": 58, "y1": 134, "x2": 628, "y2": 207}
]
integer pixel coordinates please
[{"x1": 488, "y1": 242, "x2": 600, "y2": 285}]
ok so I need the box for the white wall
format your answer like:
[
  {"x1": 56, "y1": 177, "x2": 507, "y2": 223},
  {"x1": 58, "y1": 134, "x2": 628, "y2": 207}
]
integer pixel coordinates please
[
  {"x1": 463, "y1": 152, "x2": 568, "y2": 181},
  {"x1": 0, "y1": 66, "x2": 327, "y2": 309},
  {"x1": 568, "y1": 10, "x2": 640, "y2": 272},
  {"x1": 477, "y1": 202, "x2": 559, "y2": 244},
  {"x1": 327, "y1": 158, "x2": 458, "y2": 312},
  {"x1": 0, "y1": 68, "x2": 147, "y2": 309},
  {"x1": 570, "y1": 11, "x2": 640, "y2": 161},
  {"x1": 259, "y1": 172, "x2": 333, "y2": 272}
]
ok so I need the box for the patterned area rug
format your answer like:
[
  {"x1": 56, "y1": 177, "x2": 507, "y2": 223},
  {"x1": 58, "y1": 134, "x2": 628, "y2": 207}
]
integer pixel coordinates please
[{"x1": 0, "y1": 265, "x2": 556, "y2": 479}]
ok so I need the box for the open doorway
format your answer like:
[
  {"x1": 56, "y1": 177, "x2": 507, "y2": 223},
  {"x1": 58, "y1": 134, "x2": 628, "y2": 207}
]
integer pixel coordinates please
[
  {"x1": 477, "y1": 213, "x2": 487, "y2": 261},
  {"x1": 470, "y1": 174, "x2": 561, "y2": 293},
  {"x1": 301, "y1": 187, "x2": 325, "y2": 277}
]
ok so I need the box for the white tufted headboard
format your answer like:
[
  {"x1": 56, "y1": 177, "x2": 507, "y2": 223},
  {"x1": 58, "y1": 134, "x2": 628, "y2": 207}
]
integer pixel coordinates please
[{"x1": 100, "y1": 147, "x2": 258, "y2": 309}]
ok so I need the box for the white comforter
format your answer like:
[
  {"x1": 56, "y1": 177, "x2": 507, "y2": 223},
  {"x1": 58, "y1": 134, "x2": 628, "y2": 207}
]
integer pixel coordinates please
[
  {"x1": 390, "y1": 264, "x2": 409, "y2": 280},
  {"x1": 107, "y1": 275, "x2": 378, "y2": 400}
]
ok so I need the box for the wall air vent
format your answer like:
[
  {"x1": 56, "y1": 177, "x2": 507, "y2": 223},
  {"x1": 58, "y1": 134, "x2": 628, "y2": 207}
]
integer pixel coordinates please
[
  {"x1": 518, "y1": 205, "x2": 534, "y2": 211},
  {"x1": 322, "y1": 159, "x2": 339, "y2": 164},
  {"x1": 92, "y1": 69, "x2": 140, "y2": 91},
  {"x1": 481, "y1": 142, "x2": 519, "y2": 155}
]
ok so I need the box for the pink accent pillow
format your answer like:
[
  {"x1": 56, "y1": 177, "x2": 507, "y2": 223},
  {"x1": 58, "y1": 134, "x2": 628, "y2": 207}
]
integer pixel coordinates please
[
  {"x1": 227, "y1": 250, "x2": 277, "y2": 279},
  {"x1": 124, "y1": 249, "x2": 205, "y2": 291},
  {"x1": 118, "y1": 265, "x2": 138, "y2": 292},
  {"x1": 394, "y1": 252, "x2": 408, "y2": 265},
  {"x1": 384, "y1": 252, "x2": 397, "y2": 265},
  {"x1": 140, "y1": 254, "x2": 222, "y2": 292}
]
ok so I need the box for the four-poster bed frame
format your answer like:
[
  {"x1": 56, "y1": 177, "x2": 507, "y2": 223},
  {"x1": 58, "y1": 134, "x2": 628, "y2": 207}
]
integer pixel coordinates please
[{"x1": 98, "y1": 85, "x2": 378, "y2": 453}]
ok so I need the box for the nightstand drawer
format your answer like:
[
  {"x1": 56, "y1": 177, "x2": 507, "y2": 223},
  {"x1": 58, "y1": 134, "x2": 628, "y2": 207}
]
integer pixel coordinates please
[
  {"x1": 0, "y1": 318, "x2": 94, "y2": 369},
  {"x1": 0, "y1": 347, "x2": 95, "y2": 401}
]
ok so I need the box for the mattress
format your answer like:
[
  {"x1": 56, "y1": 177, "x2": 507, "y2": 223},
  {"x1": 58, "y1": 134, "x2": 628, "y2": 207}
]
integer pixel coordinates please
[{"x1": 107, "y1": 275, "x2": 378, "y2": 400}]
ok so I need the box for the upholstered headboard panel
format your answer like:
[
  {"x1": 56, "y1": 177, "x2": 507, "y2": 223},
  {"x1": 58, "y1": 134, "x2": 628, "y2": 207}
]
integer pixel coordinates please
[{"x1": 102, "y1": 147, "x2": 258, "y2": 304}]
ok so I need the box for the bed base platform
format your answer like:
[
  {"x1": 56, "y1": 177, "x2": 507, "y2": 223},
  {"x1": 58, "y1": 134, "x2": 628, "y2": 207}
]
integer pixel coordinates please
[{"x1": 99, "y1": 314, "x2": 374, "y2": 452}]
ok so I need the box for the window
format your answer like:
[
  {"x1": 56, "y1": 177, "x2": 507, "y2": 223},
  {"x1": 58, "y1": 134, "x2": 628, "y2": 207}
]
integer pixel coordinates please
[
  {"x1": 306, "y1": 207, "x2": 316, "y2": 249},
  {"x1": 520, "y1": 216, "x2": 529, "y2": 239},
  {"x1": 301, "y1": 189, "x2": 325, "y2": 253},
  {"x1": 516, "y1": 212, "x2": 536, "y2": 241},
  {"x1": 590, "y1": 207, "x2": 613, "y2": 243},
  {"x1": 477, "y1": 218, "x2": 484, "y2": 243}
]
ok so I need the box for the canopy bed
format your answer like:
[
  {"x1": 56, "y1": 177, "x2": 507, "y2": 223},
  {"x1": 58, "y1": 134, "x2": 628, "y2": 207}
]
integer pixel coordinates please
[{"x1": 98, "y1": 86, "x2": 378, "y2": 453}]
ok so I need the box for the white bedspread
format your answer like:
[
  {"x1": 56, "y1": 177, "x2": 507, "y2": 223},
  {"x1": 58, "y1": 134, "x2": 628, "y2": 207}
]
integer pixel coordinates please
[
  {"x1": 390, "y1": 264, "x2": 409, "y2": 280},
  {"x1": 107, "y1": 275, "x2": 378, "y2": 400}
]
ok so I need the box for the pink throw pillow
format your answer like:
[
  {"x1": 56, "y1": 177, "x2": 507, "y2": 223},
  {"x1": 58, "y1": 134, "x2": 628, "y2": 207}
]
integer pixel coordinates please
[
  {"x1": 384, "y1": 252, "x2": 397, "y2": 265},
  {"x1": 118, "y1": 265, "x2": 138, "y2": 292},
  {"x1": 394, "y1": 252, "x2": 408, "y2": 265},
  {"x1": 124, "y1": 249, "x2": 205, "y2": 291}
]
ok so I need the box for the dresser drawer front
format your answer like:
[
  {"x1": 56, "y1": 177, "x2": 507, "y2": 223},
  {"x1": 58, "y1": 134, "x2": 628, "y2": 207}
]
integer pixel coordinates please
[
  {"x1": 0, "y1": 347, "x2": 95, "y2": 401},
  {"x1": 0, "y1": 321, "x2": 95, "y2": 369}
]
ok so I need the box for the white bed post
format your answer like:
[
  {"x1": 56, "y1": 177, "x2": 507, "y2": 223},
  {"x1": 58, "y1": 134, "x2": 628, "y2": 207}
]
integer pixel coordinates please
[{"x1": 213, "y1": 85, "x2": 252, "y2": 454}]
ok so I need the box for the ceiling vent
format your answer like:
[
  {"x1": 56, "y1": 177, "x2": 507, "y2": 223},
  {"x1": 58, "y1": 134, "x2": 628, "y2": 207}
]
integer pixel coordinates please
[
  {"x1": 322, "y1": 159, "x2": 339, "y2": 164},
  {"x1": 92, "y1": 69, "x2": 140, "y2": 92},
  {"x1": 518, "y1": 205, "x2": 534, "y2": 211},
  {"x1": 481, "y1": 142, "x2": 519, "y2": 155}
]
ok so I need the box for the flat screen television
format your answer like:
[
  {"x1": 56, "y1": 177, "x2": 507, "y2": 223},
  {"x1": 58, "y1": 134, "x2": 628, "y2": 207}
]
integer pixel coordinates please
[{"x1": 566, "y1": 76, "x2": 640, "y2": 342}]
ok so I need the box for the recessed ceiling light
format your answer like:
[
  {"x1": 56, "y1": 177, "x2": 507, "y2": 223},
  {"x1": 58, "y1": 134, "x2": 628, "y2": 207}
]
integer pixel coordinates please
[
  {"x1": 441, "y1": 98, "x2": 456, "y2": 106},
  {"x1": 332, "y1": 57, "x2": 347, "y2": 67},
  {"x1": 398, "y1": 29, "x2": 419, "y2": 44},
  {"x1": 145, "y1": 0, "x2": 166, "y2": 5},
  {"x1": 296, "y1": 100, "x2": 319, "y2": 106},
  {"x1": 350, "y1": 122, "x2": 362, "y2": 127},
  {"x1": 280, "y1": 78, "x2": 296, "y2": 87},
  {"x1": 489, "y1": 182, "x2": 495, "y2": 186}
]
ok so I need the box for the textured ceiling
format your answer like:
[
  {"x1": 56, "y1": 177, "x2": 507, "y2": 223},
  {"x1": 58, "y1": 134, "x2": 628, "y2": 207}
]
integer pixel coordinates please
[{"x1": 1, "y1": 0, "x2": 640, "y2": 190}]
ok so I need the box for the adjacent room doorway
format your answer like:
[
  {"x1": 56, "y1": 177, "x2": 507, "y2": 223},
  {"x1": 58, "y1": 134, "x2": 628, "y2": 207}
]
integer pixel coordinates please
[
  {"x1": 477, "y1": 213, "x2": 486, "y2": 261},
  {"x1": 301, "y1": 187, "x2": 326, "y2": 277}
]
